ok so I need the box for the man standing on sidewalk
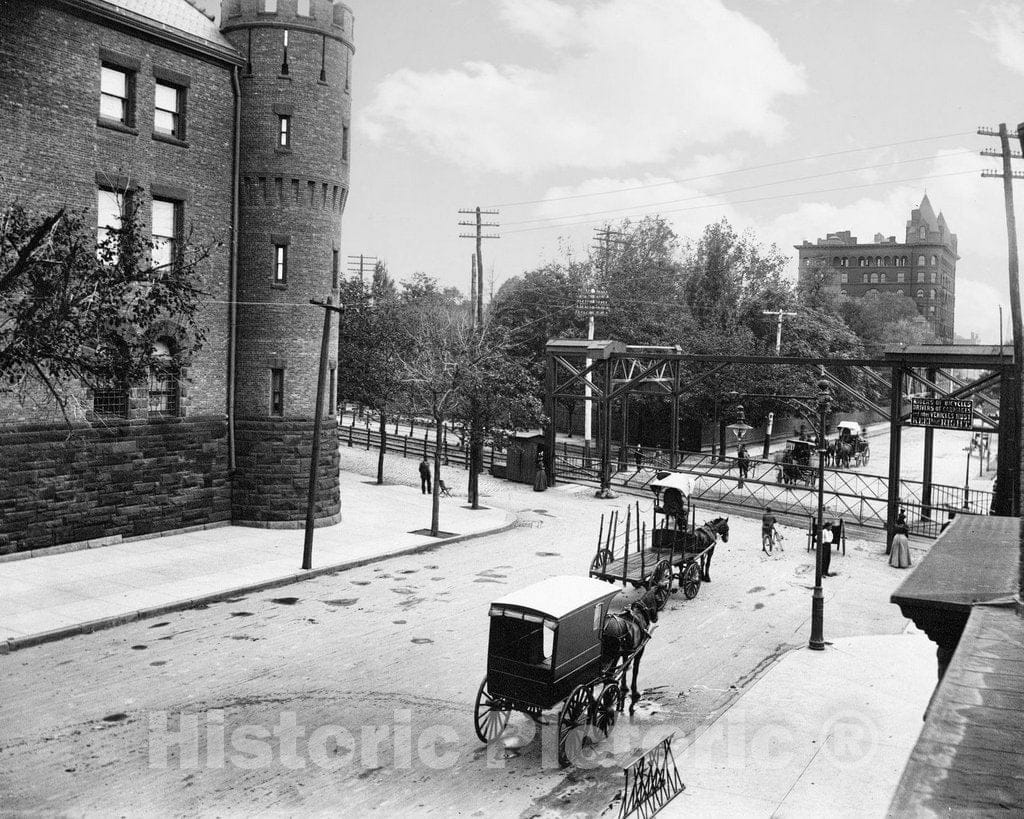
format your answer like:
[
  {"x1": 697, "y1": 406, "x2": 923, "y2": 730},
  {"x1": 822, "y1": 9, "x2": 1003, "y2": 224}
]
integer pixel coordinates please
[{"x1": 419, "y1": 457, "x2": 432, "y2": 494}]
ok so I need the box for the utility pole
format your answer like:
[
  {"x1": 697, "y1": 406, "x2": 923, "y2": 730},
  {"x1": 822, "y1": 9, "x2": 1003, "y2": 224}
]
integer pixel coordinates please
[
  {"x1": 303, "y1": 297, "x2": 346, "y2": 571},
  {"x1": 459, "y1": 207, "x2": 499, "y2": 325},
  {"x1": 980, "y1": 124, "x2": 1024, "y2": 518},
  {"x1": 347, "y1": 254, "x2": 377, "y2": 290},
  {"x1": 762, "y1": 310, "x2": 797, "y2": 355},
  {"x1": 470, "y1": 254, "x2": 477, "y2": 329}
]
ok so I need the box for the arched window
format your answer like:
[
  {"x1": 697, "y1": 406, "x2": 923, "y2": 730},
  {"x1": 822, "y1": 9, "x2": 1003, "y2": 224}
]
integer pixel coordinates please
[
  {"x1": 916, "y1": 271, "x2": 924, "y2": 283},
  {"x1": 903, "y1": 256, "x2": 910, "y2": 266},
  {"x1": 880, "y1": 272, "x2": 887, "y2": 284},
  {"x1": 930, "y1": 289, "x2": 936, "y2": 300},
  {"x1": 862, "y1": 272, "x2": 868, "y2": 283},
  {"x1": 919, "y1": 227, "x2": 927, "y2": 239},
  {"x1": 883, "y1": 256, "x2": 891, "y2": 266},
  {"x1": 876, "y1": 257, "x2": 882, "y2": 266},
  {"x1": 896, "y1": 289, "x2": 904, "y2": 296},
  {"x1": 930, "y1": 271, "x2": 937, "y2": 283},
  {"x1": 916, "y1": 289, "x2": 925, "y2": 299},
  {"x1": 930, "y1": 255, "x2": 937, "y2": 265},
  {"x1": 148, "y1": 338, "x2": 179, "y2": 416},
  {"x1": 858, "y1": 256, "x2": 867, "y2": 267},
  {"x1": 917, "y1": 255, "x2": 925, "y2": 266},
  {"x1": 832, "y1": 256, "x2": 841, "y2": 266}
]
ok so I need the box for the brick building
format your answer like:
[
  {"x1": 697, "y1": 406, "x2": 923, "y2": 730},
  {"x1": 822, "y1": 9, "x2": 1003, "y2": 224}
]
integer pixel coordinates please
[
  {"x1": 0, "y1": 0, "x2": 354, "y2": 552},
  {"x1": 795, "y1": 195, "x2": 958, "y2": 342}
]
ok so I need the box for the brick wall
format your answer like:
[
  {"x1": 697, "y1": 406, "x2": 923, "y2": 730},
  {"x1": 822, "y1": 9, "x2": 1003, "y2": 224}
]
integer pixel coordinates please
[
  {"x1": 0, "y1": 1, "x2": 236, "y2": 549},
  {"x1": 0, "y1": 417, "x2": 231, "y2": 554}
]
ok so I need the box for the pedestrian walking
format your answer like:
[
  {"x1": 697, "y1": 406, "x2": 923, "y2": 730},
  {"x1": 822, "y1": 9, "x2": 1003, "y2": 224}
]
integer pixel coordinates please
[
  {"x1": 634, "y1": 444, "x2": 643, "y2": 470},
  {"x1": 889, "y1": 510, "x2": 912, "y2": 568},
  {"x1": 761, "y1": 506, "x2": 778, "y2": 553},
  {"x1": 737, "y1": 444, "x2": 750, "y2": 480},
  {"x1": 419, "y1": 457, "x2": 432, "y2": 495}
]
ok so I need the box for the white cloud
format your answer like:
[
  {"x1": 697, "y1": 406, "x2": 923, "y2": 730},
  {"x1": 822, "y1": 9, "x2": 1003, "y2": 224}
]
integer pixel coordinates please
[
  {"x1": 360, "y1": 0, "x2": 805, "y2": 175},
  {"x1": 971, "y1": 2, "x2": 1024, "y2": 76}
]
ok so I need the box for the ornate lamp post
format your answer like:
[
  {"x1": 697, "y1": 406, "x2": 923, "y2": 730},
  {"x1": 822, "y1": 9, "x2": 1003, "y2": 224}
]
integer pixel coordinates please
[
  {"x1": 726, "y1": 404, "x2": 753, "y2": 488},
  {"x1": 809, "y1": 377, "x2": 831, "y2": 651}
]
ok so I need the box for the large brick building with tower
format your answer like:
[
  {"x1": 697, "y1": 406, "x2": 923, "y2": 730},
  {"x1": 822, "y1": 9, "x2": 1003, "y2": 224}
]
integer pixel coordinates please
[
  {"x1": 795, "y1": 195, "x2": 958, "y2": 342},
  {"x1": 0, "y1": 0, "x2": 354, "y2": 552}
]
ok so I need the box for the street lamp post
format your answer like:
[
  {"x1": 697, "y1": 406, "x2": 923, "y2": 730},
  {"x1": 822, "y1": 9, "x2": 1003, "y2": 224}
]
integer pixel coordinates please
[
  {"x1": 726, "y1": 404, "x2": 753, "y2": 488},
  {"x1": 963, "y1": 438, "x2": 975, "y2": 510},
  {"x1": 809, "y1": 377, "x2": 831, "y2": 651}
]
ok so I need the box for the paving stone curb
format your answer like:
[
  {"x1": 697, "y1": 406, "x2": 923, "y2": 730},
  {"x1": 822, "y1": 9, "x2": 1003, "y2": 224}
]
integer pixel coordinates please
[{"x1": 0, "y1": 513, "x2": 517, "y2": 655}]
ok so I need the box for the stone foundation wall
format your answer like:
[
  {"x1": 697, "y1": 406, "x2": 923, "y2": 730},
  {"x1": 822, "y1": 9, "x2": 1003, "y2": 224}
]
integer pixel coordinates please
[
  {"x1": 232, "y1": 418, "x2": 341, "y2": 526},
  {"x1": 0, "y1": 417, "x2": 230, "y2": 554}
]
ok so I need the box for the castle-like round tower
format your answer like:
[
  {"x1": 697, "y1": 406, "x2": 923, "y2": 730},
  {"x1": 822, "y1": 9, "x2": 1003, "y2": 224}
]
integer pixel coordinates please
[{"x1": 221, "y1": 0, "x2": 353, "y2": 526}]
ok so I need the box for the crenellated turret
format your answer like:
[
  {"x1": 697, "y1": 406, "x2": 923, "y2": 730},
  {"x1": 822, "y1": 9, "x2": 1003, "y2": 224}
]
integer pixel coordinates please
[{"x1": 221, "y1": 0, "x2": 354, "y2": 527}]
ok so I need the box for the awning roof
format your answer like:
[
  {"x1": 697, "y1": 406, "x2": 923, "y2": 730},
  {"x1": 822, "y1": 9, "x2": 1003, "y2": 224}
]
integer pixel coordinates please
[
  {"x1": 650, "y1": 472, "x2": 694, "y2": 496},
  {"x1": 490, "y1": 576, "x2": 619, "y2": 620}
]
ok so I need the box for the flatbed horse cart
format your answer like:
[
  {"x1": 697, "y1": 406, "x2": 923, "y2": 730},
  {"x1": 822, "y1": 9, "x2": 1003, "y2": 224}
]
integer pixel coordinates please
[
  {"x1": 473, "y1": 576, "x2": 651, "y2": 766},
  {"x1": 588, "y1": 472, "x2": 729, "y2": 604}
]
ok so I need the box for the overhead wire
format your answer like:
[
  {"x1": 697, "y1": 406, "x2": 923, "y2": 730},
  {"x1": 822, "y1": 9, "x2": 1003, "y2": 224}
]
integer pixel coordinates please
[
  {"x1": 502, "y1": 150, "x2": 976, "y2": 228},
  {"x1": 502, "y1": 168, "x2": 980, "y2": 236},
  {"x1": 486, "y1": 130, "x2": 973, "y2": 208}
]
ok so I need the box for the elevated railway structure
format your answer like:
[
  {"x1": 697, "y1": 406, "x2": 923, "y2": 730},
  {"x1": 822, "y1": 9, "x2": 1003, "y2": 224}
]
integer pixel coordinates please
[{"x1": 542, "y1": 341, "x2": 1018, "y2": 546}]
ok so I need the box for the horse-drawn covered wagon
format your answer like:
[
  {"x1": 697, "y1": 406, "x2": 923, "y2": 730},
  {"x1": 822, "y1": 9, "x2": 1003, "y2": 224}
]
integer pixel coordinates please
[
  {"x1": 834, "y1": 420, "x2": 869, "y2": 467},
  {"x1": 473, "y1": 576, "x2": 658, "y2": 766},
  {"x1": 776, "y1": 439, "x2": 816, "y2": 486},
  {"x1": 589, "y1": 472, "x2": 729, "y2": 603}
]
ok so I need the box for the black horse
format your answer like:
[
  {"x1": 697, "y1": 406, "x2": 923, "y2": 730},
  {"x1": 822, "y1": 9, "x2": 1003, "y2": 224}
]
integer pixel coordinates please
[
  {"x1": 682, "y1": 517, "x2": 730, "y2": 582},
  {"x1": 600, "y1": 588, "x2": 659, "y2": 713}
]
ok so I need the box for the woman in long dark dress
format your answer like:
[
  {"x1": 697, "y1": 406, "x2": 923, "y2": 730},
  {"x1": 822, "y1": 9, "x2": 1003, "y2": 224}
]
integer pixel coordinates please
[{"x1": 889, "y1": 512, "x2": 912, "y2": 568}]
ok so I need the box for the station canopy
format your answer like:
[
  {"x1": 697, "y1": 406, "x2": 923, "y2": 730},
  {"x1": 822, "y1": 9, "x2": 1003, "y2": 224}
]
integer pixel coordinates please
[{"x1": 489, "y1": 576, "x2": 619, "y2": 621}]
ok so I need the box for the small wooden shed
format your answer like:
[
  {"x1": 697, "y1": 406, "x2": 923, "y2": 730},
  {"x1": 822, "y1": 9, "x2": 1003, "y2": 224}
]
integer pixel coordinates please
[{"x1": 504, "y1": 431, "x2": 546, "y2": 485}]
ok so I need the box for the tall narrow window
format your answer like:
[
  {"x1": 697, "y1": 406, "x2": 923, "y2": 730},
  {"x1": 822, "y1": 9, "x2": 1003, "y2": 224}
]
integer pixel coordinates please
[
  {"x1": 96, "y1": 189, "x2": 124, "y2": 247},
  {"x1": 154, "y1": 82, "x2": 183, "y2": 139},
  {"x1": 328, "y1": 365, "x2": 336, "y2": 416},
  {"x1": 100, "y1": 64, "x2": 132, "y2": 124},
  {"x1": 281, "y1": 29, "x2": 289, "y2": 75},
  {"x1": 274, "y1": 244, "x2": 287, "y2": 284},
  {"x1": 919, "y1": 227, "x2": 927, "y2": 239},
  {"x1": 278, "y1": 115, "x2": 291, "y2": 147},
  {"x1": 342, "y1": 125, "x2": 349, "y2": 161},
  {"x1": 332, "y1": 249, "x2": 340, "y2": 289},
  {"x1": 148, "y1": 338, "x2": 179, "y2": 415},
  {"x1": 271, "y1": 369, "x2": 285, "y2": 416},
  {"x1": 151, "y1": 198, "x2": 180, "y2": 271}
]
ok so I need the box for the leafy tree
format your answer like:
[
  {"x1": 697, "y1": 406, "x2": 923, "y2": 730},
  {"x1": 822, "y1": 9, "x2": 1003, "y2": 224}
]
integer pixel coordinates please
[
  {"x1": 1, "y1": 196, "x2": 210, "y2": 422},
  {"x1": 336, "y1": 274, "x2": 412, "y2": 484}
]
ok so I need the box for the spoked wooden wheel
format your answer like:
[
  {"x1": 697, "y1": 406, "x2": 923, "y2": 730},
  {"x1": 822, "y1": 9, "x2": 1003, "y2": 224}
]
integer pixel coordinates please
[
  {"x1": 592, "y1": 682, "x2": 622, "y2": 738},
  {"x1": 474, "y1": 676, "x2": 511, "y2": 743},
  {"x1": 682, "y1": 561, "x2": 702, "y2": 599},
  {"x1": 590, "y1": 548, "x2": 614, "y2": 572},
  {"x1": 557, "y1": 683, "x2": 594, "y2": 767}
]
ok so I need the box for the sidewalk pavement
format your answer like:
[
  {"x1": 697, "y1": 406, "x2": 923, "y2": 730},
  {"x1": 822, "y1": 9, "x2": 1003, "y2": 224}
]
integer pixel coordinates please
[
  {"x1": 662, "y1": 628, "x2": 935, "y2": 818},
  {"x1": 0, "y1": 470, "x2": 514, "y2": 652}
]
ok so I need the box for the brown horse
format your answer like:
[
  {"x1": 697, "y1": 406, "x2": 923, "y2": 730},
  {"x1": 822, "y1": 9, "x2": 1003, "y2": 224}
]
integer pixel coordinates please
[{"x1": 600, "y1": 588, "x2": 659, "y2": 713}]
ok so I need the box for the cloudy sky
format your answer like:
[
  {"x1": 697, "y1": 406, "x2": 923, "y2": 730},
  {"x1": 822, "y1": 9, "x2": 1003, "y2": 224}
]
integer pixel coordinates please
[{"x1": 207, "y1": 0, "x2": 1024, "y2": 342}]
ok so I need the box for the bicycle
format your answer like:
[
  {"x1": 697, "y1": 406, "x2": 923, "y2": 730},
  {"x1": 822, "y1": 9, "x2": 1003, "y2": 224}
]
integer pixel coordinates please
[{"x1": 762, "y1": 528, "x2": 784, "y2": 553}]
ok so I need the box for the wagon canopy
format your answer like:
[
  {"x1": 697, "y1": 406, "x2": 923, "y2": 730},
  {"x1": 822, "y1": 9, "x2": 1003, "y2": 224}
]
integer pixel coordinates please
[
  {"x1": 836, "y1": 421, "x2": 862, "y2": 436},
  {"x1": 489, "y1": 576, "x2": 619, "y2": 621},
  {"x1": 650, "y1": 472, "x2": 694, "y2": 496}
]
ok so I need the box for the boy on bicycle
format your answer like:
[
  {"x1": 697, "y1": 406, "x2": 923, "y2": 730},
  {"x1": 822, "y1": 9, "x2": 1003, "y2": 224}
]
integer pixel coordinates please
[{"x1": 762, "y1": 506, "x2": 780, "y2": 553}]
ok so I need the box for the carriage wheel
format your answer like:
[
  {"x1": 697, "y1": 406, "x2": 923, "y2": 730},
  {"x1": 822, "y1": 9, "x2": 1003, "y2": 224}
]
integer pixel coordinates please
[
  {"x1": 592, "y1": 682, "x2": 621, "y2": 738},
  {"x1": 589, "y1": 548, "x2": 614, "y2": 573},
  {"x1": 474, "y1": 676, "x2": 511, "y2": 743},
  {"x1": 862, "y1": 447, "x2": 870, "y2": 465},
  {"x1": 653, "y1": 584, "x2": 670, "y2": 611},
  {"x1": 682, "y1": 562, "x2": 702, "y2": 599},
  {"x1": 557, "y1": 683, "x2": 594, "y2": 767}
]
